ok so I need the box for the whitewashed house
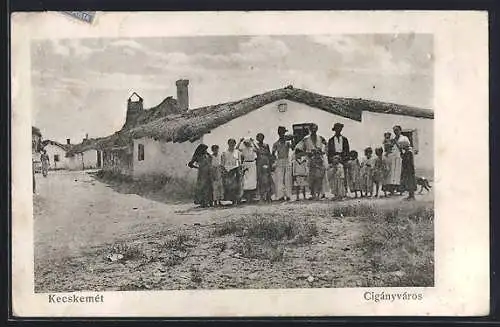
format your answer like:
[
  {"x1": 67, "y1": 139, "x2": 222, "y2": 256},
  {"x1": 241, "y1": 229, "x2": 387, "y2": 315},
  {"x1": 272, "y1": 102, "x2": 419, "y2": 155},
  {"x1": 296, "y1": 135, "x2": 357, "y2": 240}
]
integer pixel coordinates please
[
  {"x1": 66, "y1": 136, "x2": 103, "y2": 170},
  {"x1": 97, "y1": 81, "x2": 434, "y2": 181},
  {"x1": 41, "y1": 139, "x2": 71, "y2": 170}
]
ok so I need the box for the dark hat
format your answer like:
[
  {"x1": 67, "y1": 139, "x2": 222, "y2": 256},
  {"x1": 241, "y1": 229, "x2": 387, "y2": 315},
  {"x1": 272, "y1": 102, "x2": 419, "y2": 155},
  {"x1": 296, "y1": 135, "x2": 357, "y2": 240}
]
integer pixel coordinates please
[
  {"x1": 332, "y1": 123, "x2": 344, "y2": 131},
  {"x1": 278, "y1": 126, "x2": 288, "y2": 133}
]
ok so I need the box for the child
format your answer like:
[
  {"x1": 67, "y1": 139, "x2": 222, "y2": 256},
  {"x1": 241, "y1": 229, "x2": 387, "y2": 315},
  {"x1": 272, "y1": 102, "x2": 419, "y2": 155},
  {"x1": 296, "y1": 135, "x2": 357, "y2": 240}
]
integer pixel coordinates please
[
  {"x1": 400, "y1": 140, "x2": 417, "y2": 200},
  {"x1": 210, "y1": 145, "x2": 224, "y2": 206},
  {"x1": 360, "y1": 147, "x2": 374, "y2": 197},
  {"x1": 292, "y1": 150, "x2": 308, "y2": 201},
  {"x1": 372, "y1": 147, "x2": 387, "y2": 197},
  {"x1": 329, "y1": 155, "x2": 346, "y2": 200},
  {"x1": 346, "y1": 150, "x2": 362, "y2": 198}
]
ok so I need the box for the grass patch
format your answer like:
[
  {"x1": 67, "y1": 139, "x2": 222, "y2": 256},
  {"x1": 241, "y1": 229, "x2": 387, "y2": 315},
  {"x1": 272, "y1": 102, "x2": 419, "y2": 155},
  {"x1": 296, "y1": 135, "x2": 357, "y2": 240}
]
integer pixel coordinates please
[
  {"x1": 94, "y1": 170, "x2": 194, "y2": 202},
  {"x1": 213, "y1": 213, "x2": 319, "y2": 262},
  {"x1": 355, "y1": 201, "x2": 434, "y2": 287},
  {"x1": 106, "y1": 242, "x2": 145, "y2": 261},
  {"x1": 162, "y1": 232, "x2": 193, "y2": 251},
  {"x1": 212, "y1": 213, "x2": 319, "y2": 244}
]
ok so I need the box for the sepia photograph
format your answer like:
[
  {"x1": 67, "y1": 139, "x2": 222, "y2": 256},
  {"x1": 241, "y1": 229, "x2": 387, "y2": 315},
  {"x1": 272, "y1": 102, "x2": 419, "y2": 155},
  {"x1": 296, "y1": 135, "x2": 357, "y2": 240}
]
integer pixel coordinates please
[
  {"x1": 11, "y1": 11, "x2": 488, "y2": 317},
  {"x1": 31, "y1": 33, "x2": 435, "y2": 292}
]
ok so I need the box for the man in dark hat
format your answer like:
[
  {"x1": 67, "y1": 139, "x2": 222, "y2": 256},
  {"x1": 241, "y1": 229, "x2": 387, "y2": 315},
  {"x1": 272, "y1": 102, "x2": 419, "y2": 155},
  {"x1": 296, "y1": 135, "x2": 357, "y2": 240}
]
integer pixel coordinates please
[
  {"x1": 327, "y1": 123, "x2": 350, "y2": 165},
  {"x1": 272, "y1": 126, "x2": 294, "y2": 201},
  {"x1": 327, "y1": 123, "x2": 350, "y2": 191}
]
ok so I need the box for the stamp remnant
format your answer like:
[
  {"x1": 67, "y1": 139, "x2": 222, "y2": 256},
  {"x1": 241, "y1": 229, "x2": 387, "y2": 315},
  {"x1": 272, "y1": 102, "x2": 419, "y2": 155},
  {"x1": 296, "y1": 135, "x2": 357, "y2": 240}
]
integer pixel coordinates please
[{"x1": 61, "y1": 11, "x2": 96, "y2": 24}]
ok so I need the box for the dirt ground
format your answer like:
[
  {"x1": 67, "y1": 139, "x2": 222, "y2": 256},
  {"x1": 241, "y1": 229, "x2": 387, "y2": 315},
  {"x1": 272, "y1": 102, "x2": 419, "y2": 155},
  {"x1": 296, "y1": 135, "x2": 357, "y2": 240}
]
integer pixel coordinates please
[{"x1": 34, "y1": 170, "x2": 434, "y2": 292}]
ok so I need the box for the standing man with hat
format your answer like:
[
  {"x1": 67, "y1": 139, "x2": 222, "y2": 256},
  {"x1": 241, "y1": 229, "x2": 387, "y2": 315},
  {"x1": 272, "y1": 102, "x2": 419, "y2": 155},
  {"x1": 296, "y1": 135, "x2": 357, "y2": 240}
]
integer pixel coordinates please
[
  {"x1": 272, "y1": 126, "x2": 294, "y2": 201},
  {"x1": 327, "y1": 123, "x2": 350, "y2": 191}
]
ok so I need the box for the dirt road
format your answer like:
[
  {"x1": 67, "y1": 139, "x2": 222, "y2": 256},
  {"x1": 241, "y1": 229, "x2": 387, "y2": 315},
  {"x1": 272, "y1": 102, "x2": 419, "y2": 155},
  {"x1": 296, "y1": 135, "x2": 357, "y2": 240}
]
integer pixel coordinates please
[{"x1": 34, "y1": 170, "x2": 434, "y2": 292}]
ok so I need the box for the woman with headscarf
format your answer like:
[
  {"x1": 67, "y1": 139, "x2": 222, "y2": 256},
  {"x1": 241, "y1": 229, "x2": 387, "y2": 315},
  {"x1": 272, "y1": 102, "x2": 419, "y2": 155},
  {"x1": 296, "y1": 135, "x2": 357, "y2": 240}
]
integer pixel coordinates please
[
  {"x1": 188, "y1": 144, "x2": 213, "y2": 208},
  {"x1": 254, "y1": 133, "x2": 273, "y2": 202}
]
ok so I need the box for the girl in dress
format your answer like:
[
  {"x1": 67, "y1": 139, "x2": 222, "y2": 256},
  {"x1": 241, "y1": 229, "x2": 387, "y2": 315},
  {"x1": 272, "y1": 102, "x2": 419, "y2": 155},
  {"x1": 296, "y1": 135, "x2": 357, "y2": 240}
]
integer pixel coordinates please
[
  {"x1": 292, "y1": 149, "x2": 309, "y2": 201},
  {"x1": 237, "y1": 138, "x2": 258, "y2": 203},
  {"x1": 329, "y1": 155, "x2": 346, "y2": 200},
  {"x1": 393, "y1": 125, "x2": 411, "y2": 195},
  {"x1": 360, "y1": 147, "x2": 374, "y2": 197},
  {"x1": 346, "y1": 150, "x2": 362, "y2": 198},
  {"x1": 188, "y1": 144, "x2": 213, "y2": 208},
  {"x1": 210, "y1": 145, "x2": 224, "y2": 207},
  {"x1": 372, "y1": 147, "x2": 388, "y2": 197},
  {"x1": 383, "y1": 131, "x2": 400, "y2": 195},
  {"x1": 221, "y1": 138, "x2": 243, "y2": 205}
]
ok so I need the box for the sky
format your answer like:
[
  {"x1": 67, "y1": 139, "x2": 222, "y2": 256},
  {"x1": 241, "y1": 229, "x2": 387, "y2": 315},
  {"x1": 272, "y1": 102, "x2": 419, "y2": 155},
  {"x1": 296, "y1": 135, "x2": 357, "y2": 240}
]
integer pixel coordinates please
[{"x1": 31, "y1": 34, "x2": 433, "y2": 144}]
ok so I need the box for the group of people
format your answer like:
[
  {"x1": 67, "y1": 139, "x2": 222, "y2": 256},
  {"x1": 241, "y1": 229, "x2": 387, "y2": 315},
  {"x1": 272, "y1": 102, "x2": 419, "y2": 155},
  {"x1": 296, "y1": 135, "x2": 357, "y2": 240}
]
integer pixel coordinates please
[{"x1": 187, "y1": 122, "x2": 417, "y2": 208}]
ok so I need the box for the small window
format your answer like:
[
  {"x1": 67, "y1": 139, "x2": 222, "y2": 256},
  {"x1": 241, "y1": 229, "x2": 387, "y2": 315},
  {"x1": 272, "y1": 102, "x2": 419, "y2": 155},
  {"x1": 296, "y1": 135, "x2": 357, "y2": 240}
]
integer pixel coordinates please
[
  {"x1": 401, "y1": 129, "x2": 419, "y2": 154},
  {"x1": 278, "y1": 103, "x2": 287, "y2": 112},
  {"x1": 54, "y1": 154, "x2": 60, "y2": 162},
  {"x1": 138, "y1": 144, "x2": 145, "y2": 161}
]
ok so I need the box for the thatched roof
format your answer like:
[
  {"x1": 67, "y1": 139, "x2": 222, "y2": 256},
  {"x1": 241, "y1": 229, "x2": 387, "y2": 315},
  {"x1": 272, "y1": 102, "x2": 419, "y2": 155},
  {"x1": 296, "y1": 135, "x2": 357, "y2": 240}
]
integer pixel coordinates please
[
  {"x1": 32, "y1": 126, "x2": 41, "y2": 137},
  {"x1": 124, "y1": 86, "x2": 434, "y2": 143},
  {"x1": 66, "y1": 132, "x2": 133, "y2": 156},
  {"x1": 66, "y1": 138, "x2": 102, "y2": 156},
  {"x1": 122, "y1": 96, "x2": 183, "y2": 130},
  {"x1": 42, "y1": 139, "x2": 71, "y2": 151}
]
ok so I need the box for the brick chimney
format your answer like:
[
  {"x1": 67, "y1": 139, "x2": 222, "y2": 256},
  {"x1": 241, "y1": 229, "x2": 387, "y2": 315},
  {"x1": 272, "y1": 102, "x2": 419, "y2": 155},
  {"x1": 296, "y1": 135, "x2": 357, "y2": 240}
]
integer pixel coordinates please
[
  {"x1": 176, "y1": 79, "x2": 189, "y2": 111},
  {"x1": 124, "y1": 92, "x2": 144, "y2": 128},
  {"x1": 66, "y1": 138, "x2": 71, "y2": 145}
]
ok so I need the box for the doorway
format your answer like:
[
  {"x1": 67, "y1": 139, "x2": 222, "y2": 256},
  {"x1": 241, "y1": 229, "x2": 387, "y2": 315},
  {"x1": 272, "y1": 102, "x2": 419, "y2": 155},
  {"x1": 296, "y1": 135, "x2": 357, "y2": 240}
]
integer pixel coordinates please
[{"x1": 97, "y1": 150, "x2": 102, "y2": 168}]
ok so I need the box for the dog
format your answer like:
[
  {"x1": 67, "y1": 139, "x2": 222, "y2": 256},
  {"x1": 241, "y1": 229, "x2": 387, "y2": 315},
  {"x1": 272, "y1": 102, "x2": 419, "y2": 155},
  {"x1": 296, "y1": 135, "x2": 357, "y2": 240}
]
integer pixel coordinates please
[{"x1": 416, "y1": 176, "x2": 432, "y2": 193}]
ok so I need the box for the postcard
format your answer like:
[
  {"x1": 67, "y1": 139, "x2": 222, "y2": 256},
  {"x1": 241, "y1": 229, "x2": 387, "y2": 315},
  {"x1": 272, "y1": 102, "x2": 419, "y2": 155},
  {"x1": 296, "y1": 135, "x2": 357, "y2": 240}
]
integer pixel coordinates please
[{"x1": 11, "y1": 10, "x2": 489, "y2": 317}]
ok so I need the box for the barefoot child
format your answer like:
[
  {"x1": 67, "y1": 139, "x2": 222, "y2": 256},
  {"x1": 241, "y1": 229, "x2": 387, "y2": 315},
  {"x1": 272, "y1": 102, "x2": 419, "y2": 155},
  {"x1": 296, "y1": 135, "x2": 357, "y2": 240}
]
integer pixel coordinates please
[
  {"x1": 329, "y1": 155, "x2": 346, "y2": 200},
  {"x1": 292, "y1": 150, "x2": 308, "y2": 200},
  {"x1": 372, "y1": 147, "x2": 387, "y2": 197},
  {"x1": 360, "y1": 147, "x2": 374, "y2": 197},
  {"x1": 346, "y1": 150, "x2": 362, "y2": 198}
]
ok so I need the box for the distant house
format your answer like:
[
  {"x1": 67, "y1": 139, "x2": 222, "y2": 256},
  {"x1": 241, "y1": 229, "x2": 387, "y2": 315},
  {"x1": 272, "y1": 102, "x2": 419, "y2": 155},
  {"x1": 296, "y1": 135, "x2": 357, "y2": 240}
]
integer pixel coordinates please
[
  {"x1": 32, "y1": 126, "x2": 42, "y2": 174},
  {"x1": 41, "y1": 139, "x2": 71, "y2": 170},
  {"x1": 94, "y1": 81, "x2": 434, "y2": 181},
  {"x1": 66, "y1": 136, "x2": 103, "y2": 171}
]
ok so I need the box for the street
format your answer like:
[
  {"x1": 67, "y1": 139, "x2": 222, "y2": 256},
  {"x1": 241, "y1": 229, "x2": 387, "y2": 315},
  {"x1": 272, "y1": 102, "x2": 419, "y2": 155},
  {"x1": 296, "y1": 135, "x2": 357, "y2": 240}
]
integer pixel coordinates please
[{"x1": 33, "y1": 170, "x2": 434, "y2": 292}]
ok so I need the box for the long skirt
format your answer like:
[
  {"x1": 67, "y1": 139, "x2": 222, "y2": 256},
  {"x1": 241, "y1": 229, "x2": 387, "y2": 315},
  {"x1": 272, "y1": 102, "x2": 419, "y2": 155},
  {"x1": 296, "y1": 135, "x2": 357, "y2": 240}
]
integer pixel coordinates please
[
  {"x1": 212, "y1": 166, "x2": 224, "y2": 201},
  {"x1": 273, "y1": 158, "x2": 292, "y2": 199},
  {"x1": 347, "y1": 165, "x2": 362, "y2": 192},
  {"x1": 385, "y1": 152, "x2": 402, "y2": 186},
  {"x1": 309, "y1": 158, "x2": 325, "y2": 196},
  {"x1": 194, "y1": 167, "x2": 213, "y2": 205},
  {"x1": 223, "y1": 167, "x2": 243, "y2": 202},
  {"x1": 242, "y1": 161, "x2": 257, "y2": 191},
  {"x1": 257, "y1": 164, "x2": 273, "y2": 199},
  {"x1": 401, "y1": 154, "x2": 417, "y2": 192},
  {"x1": 360, "y1": 166, "x2": 373, "y2": 194}
]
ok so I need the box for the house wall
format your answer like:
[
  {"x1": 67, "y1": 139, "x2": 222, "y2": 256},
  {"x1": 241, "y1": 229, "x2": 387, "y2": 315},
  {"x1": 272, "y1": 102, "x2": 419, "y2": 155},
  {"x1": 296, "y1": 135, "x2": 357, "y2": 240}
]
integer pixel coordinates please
[
  {"x1": 66, "y1": 149, "x2": 102, "y2": 170},
  {"x1": 82, "y1": 149, "x2": 101, "y2": 169},
  {"x1": 132, "y1": 137, "x2": 199, "y2": 181},
  {"x1": 67, "y1": 154, "x2": 83, "y2": 170},
  {"x1": 102, "y1": 146, "x2": 134, "y2": 175},
  {"x1": 43, "y1": 144, "x2": 68, "y2": 170},
  {"x1": 202, "y1": 99, "x2": 434, "y2": 173}
]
